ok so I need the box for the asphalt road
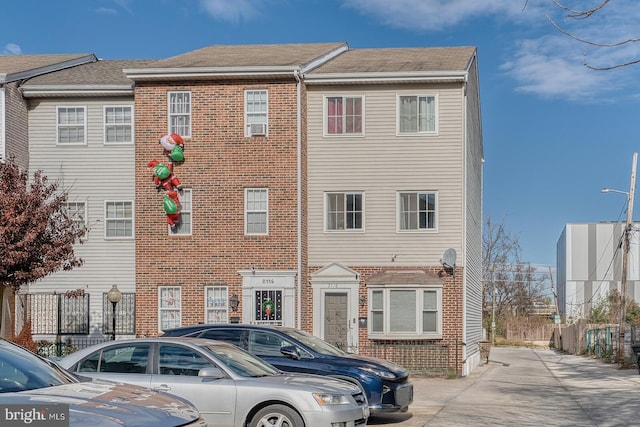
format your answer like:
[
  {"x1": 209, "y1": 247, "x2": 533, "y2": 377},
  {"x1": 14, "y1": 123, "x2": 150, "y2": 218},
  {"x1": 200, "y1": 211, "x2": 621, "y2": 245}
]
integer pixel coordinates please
[{"x1": 367, "y1": 346, "x2": 640, "y2": 426}]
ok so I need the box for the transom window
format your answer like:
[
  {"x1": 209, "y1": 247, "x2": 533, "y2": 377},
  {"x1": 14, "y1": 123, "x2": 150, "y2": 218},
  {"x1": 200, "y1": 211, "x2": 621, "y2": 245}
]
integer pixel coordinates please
[
  {"x1": 245, "y1": 188, "x2": 268, "y2": 235},
  {"x1": 57, "y1": 106, "x2": 86, "y2": 144},
  {"x1": 169, "y1": 189, "x2": 192, "y2": 236},
  {"x1": 398, "y1": 95, "x2": 437, "y2": 134},
  {"x1": 105, "y1": 201, "x2": 133, "y2": 239},
  {"x1": 245, "y1": 90, "x2": 268, "y2": 136},
  {"x1": 326, "y1": 96, "x2": 363, "y2": 135},
  {"x1": 159, "y1": 287, "x2": 181, "y2": 331},
  {"x1": 168, "y1": 91, "x2": 191, "y2": 137},
  {"x1": 104, "y1": 106, "x2": 133, "y2": 144},
  {"x1": 205, "y1": 286, "x2": 229, "y2": 324},
  {"x1": 369, "y1": 287, "x2": 442, "y2": 339},
  {"x1": 398, "y1": 192, "x2": 436, "y2": 231},
  {"x1": 326, "y1": 192, "x2": 363, "y2": 231}
]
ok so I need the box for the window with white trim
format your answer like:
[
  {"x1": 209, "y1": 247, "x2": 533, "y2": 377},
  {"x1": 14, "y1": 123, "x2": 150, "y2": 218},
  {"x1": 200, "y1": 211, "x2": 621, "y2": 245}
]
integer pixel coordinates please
[
  {"x1": 159, "y1": 286, "x2": 181, "y2": 330},
  {"x1": 169, "y1": 189, "x2": 192, "y2": 235},
  {"x1": 325, "y1": 192, "x2": 363, "y2": 231},
  {"x1": 398, "y1": 192, "x2": 436, "y2": 231},
  {"x1": 66, "y1": 201, "x2": 86, "y2": 229},
  {"x1": 326, "y1": 96, "x2": 363, "y2": 135},
  {"x1": 104, "y1": 106, "x2": 133, "y2": 144},
  {"x1": 168, "y1": 91, "x2": 191, "y2": 137},
  {"x1": 245, "y1": 90, "x2": 268, "y2": 136},
  {"x1": 57, "y1": 106, "x2": 86, "y2": 144},
  {"x1": 105, "y1": 201, "x2": 133, "y2": 239},
  {"x1": 369, "y1": 287, "x2": 442, "y2": 339},
  {"x1": 205, "y1": 286, "x2": 229, "y2": 324},
  {"x1": 245, "y1": 188, "x2": 268, "y2": 235},
  {"x1": 398, "y1": 95, "x2": 437, "y2": 134}
]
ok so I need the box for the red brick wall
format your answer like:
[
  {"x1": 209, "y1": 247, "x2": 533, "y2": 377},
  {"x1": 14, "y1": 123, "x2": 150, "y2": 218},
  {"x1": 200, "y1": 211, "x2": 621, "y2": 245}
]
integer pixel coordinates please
[
  {"x1": 134, "y1": 79, "x2": 303, "y2": 336},
  {"x1": 306, "y1": 265, "x2": 464, "y2": 369}
]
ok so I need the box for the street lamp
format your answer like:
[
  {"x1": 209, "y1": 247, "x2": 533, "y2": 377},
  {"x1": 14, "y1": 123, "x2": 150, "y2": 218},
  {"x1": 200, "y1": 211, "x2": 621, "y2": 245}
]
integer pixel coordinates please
[
  {"x1": 602, "y1": 152, "x2": 637, "y2": 368},
  {"x1": 107, "y1": 285, "x2": 122, "y2": 341}
]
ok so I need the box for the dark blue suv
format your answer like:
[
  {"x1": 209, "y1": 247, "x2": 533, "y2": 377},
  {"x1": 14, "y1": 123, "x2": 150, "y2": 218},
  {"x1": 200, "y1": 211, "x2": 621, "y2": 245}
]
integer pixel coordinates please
[{"x1": 162, "y1": 324, "x2": 413, "y2": 414}]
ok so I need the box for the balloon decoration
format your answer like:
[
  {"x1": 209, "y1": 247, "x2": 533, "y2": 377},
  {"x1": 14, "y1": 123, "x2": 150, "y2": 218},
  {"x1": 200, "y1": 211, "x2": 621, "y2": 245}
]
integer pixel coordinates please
[{"x1": 148, "y1": 134, "x2": 185, "y2": 231}]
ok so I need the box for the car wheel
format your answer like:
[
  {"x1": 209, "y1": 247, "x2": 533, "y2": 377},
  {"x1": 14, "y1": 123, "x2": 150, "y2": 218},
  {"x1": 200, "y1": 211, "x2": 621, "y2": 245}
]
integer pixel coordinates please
[{"x1": 249, "y1": 404, "x2": 304, "y2": 427}]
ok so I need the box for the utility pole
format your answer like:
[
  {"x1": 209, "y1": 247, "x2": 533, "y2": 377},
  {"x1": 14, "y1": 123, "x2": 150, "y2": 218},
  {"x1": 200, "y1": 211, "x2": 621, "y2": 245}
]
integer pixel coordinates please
[{"x1": 619, "y1": 152, "x2": 637, "y2": 368}]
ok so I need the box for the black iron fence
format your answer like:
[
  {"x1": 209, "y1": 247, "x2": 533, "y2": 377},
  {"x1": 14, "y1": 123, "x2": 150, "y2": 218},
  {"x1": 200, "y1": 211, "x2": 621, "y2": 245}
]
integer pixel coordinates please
[{"x1": 36, "y1": 336, "x2": 112, "y2": 358}]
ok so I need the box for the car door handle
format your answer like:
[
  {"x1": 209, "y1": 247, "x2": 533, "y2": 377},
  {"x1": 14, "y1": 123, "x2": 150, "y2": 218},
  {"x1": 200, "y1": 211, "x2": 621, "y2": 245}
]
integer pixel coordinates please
[{"x1": 153, "y1": 384, "x2": 171, "y2": 392}]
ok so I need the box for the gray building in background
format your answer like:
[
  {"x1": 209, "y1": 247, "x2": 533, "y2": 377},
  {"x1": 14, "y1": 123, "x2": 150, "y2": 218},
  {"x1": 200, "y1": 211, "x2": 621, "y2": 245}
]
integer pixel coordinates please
[{"x1": 556, "y1": 222, "x2": 640, "y2": 322}]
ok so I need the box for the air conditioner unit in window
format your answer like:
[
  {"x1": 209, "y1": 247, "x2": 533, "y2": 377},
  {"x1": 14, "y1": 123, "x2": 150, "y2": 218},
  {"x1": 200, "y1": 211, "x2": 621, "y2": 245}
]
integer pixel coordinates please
[{"x1": 248, "y1": 123, "x2": 267, "y2": 136}]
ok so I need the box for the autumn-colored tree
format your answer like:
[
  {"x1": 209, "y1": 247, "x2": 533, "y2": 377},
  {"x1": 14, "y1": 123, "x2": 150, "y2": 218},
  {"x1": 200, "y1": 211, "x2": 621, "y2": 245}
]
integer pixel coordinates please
[{"x1": 0, "y1": 158, "x2": 87, "y2": 292}]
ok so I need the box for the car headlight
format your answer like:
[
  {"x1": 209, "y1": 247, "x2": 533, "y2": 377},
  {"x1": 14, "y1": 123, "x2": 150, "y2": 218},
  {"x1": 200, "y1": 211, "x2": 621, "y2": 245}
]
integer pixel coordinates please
[
  {"x1": 362, "y1": 367, "x2": 397, "y2": 380},
  {"x1": 313, "y1": 393, "x2": 351, "y2": 405}
]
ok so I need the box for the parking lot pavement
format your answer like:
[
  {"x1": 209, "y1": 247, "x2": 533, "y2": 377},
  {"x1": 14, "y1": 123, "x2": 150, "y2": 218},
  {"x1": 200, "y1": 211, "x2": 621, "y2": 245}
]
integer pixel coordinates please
[{"x1": 367, "y1": 346, "x2": 640, "y2": 426}]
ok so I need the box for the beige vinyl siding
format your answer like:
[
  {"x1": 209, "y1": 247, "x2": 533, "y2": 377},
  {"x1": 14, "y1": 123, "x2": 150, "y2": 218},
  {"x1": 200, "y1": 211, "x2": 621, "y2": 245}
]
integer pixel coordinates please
[
  {"x1": 27, "y1": 97, "x2": 135, "y2": 334},
  {"x1": 307, "y1": 83, "x2": 465, "y2": 266},
  {"x1": 463, "y1": 58, "x2": 484, "y2": 359}
]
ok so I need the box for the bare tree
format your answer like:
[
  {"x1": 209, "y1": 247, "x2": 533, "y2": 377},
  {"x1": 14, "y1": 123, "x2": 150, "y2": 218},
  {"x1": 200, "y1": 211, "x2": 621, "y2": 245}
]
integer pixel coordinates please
[
  {"x1": 483, "y1": 217, "x2": 550, "y2": 335},
  {"x1": 529, "y1": 0, "x2": 640, "y2": 70},
  {"x1": 0, "y1": 158, "x2": 87, "y2": 292}
]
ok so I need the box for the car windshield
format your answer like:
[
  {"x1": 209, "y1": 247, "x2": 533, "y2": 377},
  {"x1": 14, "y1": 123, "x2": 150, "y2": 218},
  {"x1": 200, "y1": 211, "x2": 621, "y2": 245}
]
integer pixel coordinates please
[
  {"x1": 281, "y1": 329, "x2": 347, "y2": 356},
  {"x1": 0, "y1": 340, "x2": 75, "y2": 393},
  {"x1": 199, "y1": 343, "x2": 280, "y2": 377}
]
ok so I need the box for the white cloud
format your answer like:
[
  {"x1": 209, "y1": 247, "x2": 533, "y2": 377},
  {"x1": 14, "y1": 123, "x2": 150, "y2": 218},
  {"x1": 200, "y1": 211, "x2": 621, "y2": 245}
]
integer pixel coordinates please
[
  {"x1": 342, "y1": 0, "x2": 536, "y2": 31},
  {"x1": 3, "y1": 43, "x2": 22, "y2": 55},
  {"x1": 500, "y1": 36, "x2": 615, "y2": 101},
  {"x1": 96, "y1": 7, "x2": 118, "y2": 15},
  {"x1": 343, "y1": 0, "x2": 640, "y2": 100},
  {"x1": 198, "y1": 0, "x2": 265, "y2": 22}
]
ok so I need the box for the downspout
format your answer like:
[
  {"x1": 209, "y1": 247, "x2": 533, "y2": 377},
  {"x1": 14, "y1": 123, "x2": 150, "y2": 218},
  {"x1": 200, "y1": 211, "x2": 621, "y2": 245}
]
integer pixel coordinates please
[
  {"x1": 1, "y1": 85, "x2": 5, "y2": 161},
  {"x1": 294, "y1": 69, "x2": 302, "y2": 330}
]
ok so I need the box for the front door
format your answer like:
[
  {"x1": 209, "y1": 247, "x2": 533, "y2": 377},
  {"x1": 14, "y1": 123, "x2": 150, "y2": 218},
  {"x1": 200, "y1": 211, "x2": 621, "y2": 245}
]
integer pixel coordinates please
[{"x1": 324, "y1": 292, "x2": 348, "y2": 350}]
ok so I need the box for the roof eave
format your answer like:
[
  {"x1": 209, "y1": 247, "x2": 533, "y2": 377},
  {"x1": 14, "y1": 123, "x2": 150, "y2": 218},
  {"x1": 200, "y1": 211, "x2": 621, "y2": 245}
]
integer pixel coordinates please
[
  {"x1": 124, "y1": 66, "x2": 299, "y2": 81},
  {"x1": 304, "y1": 71, "x2": 469, "y2": 84},
  {"x1": 21, "y1": 85, "x2": 134, "y2": 98}
]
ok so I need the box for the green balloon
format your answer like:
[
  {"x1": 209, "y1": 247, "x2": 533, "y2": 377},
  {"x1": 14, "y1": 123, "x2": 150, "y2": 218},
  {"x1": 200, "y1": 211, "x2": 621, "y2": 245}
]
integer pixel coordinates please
[
  {"x1": 170, "y1": 146, "x2": 184, "y2": 162},
  {"x1": 163, "y1": 195, "x2": 178, "y2": 214},
  {"x1": 155, "y1": 164, "x2": 170, "y2": 179}
]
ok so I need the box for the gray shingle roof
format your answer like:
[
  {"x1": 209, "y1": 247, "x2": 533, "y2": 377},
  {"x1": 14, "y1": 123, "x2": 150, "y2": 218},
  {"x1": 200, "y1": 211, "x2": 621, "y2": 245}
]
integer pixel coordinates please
[
  {"x1": 23, "y1": 59, "x2": 155, "y2": 86},
  {"x1": 143, "y1": 42, "x2": 348, "y2": 69},
  {"x1": 0, "y1": 54, "x2": 97, "y2": 82},
  {"x1": 366, "y1": 270, "x2": 444, "y2": 286},
  {"x1": 309, "y1": 46, "x2": 477, "y2": 74}
]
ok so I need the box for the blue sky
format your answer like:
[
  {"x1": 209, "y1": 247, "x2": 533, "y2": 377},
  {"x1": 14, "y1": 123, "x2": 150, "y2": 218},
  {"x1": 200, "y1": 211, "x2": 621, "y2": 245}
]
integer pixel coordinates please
[{"x1": 4, "y1": 0, "x2": 640, "y2": 270}]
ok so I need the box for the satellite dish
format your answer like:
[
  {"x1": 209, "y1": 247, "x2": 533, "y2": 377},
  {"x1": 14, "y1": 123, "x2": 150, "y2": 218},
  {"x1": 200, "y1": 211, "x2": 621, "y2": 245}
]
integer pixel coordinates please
[{"x1": 441, "y1": 248, "x2": 457, "y2": 269}]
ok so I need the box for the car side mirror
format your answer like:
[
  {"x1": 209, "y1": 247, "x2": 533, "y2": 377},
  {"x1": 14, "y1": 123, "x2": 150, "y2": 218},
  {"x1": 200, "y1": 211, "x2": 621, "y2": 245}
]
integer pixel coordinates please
[
  {"x1": 280, "y1": 345, "x2": 300, "y2": 360},
  {"x1": 198, "y1": 367, "x2": 225, "y2": 379}
]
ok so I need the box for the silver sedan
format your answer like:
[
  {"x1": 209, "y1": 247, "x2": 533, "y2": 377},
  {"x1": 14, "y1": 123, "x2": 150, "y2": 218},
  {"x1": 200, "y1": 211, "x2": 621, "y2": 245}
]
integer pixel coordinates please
[
  {"x1": 0, "y1": 339, "x2": 206, "y2": 427},
  {"x1": 58, "y1": 337, "x2": 369, "y2": 427}
]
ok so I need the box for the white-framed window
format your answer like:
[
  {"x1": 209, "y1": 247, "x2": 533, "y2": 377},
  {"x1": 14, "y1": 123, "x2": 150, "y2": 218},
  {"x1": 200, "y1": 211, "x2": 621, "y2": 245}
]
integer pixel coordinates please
[
  {"x1": 159, "y1": 286, "x2": 181, "y2": 331},
  {"x1": 57, "y1": 106, "x2": 86, "y2": 145},
  {"x1": 205, "y1": 286, "x2": 229, "y2": 324},
  {"x1": 369, "y1": 287, "x2": 442, "y2": 339},
  {"x1": 397, "y1": 94, "x2": 437, "y2": 134},
  {"x1": 245, "y1": 89, "x2": 268, "y2": 136},
  {"x1": 397, "y1": 191, "x2": 437, "y2": 231},
  {"x1": 104, "y1": 106, "x2": 133, "y2": 144},
  {"x1": 325, "y1": 192, "x2": 363, "y2": 231},
  {"x1": 169, "y1": 189, "x2": 192, "y2": 236},
  {"x1": 168, "y1": 91, "x2": 191, "y2": 137},
  {"x1": 104, "y1": 201, "x2": 133, "y2": 239},
  {"x1": 245, "y1": 188, "x2": 268, "y2": 235},
  {"x1": 325, "y1": 95, "x2": 363, "y2": 135},
  {"x1": 66, "y1": 201, "x2": 86, "y2": 229}
]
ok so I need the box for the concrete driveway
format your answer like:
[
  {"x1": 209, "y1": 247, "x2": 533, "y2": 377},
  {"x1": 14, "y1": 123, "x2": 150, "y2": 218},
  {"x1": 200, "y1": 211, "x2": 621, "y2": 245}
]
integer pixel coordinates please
[{"x1": 367, "y1": 346, "x2": 640, "y2": 426}]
